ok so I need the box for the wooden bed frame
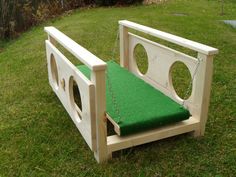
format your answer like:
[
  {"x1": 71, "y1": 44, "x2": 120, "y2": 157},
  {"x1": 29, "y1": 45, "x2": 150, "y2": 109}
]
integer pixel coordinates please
[{"x1": 44, "y1": 20, "x2": 218, "y2": 163}]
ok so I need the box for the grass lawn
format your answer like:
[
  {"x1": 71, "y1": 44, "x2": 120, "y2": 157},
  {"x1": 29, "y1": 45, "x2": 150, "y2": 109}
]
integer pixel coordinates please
[{"x1": 0, "y1": 0, "x2": 235, "y2": 176}]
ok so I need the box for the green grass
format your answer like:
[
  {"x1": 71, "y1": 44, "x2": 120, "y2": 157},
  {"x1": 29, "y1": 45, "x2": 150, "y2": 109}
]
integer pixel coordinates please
[{"x1": 0, "y1": 0, "x2": 235, "y2": 176}]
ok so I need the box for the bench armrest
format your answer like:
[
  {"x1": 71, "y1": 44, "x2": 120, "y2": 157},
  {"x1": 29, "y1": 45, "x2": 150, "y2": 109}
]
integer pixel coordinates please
[
  {"x1": 44, "y1": 27, "x2": 107, "y2": 71},
  {"x1": 119, "y1": 20, "x2": 218, "y2": 55}
]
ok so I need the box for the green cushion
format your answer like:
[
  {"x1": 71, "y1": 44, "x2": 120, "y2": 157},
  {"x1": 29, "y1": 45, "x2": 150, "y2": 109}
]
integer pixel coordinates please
[{"x1": 77, "y1": 61, "x2": 190, "y2": 136}]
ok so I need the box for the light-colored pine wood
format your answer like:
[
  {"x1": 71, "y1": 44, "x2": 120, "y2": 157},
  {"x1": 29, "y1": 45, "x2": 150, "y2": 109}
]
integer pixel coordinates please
[
  {"x1": 191, "y1": 53, "x2": 214, "y2": 136},
  {"x1": 44, "y1": 27, "x2": 106, "y2": 71},
  {"x1": 119, "y1": 25, "x2": 129, "y2": 69},
  {"x1": 123, "y1": 25, "x2": 217, "y2": 139},
  {"x1": 91, "y1": 70, "x2": 108, "y2": 163},
  {"x1": 119, "y1": 20, "x2": 218, "y2": 55},
  {"x1": 128, "y1": 32, "x2": 198, "y2": 105},
  {"x1": 106, "y1": 114, "x2": 121, "y2": 136},
  {"x1": 48, "y1": 35, "x2": 56, "y2": 45},
  {"x1": 44, "y1": 20, "x2": 218, "y2": 163},
  {"x1": 107, "y1": 117, "x2": 199, "y2": 152},
  {"x1": 45, "y1": 40, "x2": 96, "y2": 150}
]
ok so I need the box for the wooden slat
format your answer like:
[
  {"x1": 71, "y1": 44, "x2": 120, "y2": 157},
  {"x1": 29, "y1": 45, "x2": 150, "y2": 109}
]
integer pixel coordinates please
[
  {"x1": 91, "y1": 70, "x2": 108, "y2": 163},
  {"x1": 128, "y1": 32, "x2": 198, "y2": 64},
  {"x1": 106, "y1": 114, "x2": 121, "y2": 136},
  {"x1": 119, "y1": 20, "x2": 218, "y2": 55},
  {"x1": 191, "y1": 53, "x2": 214, "y2": 136},
  {"x1": 107, "y1": 117, "x2": 199, "y2": 153},
  {"x1": 119, "y1": 25, "x2": 129, "y2": 68},
  {"x1": 44, "y1": 27, "x2": 107, "y2": 71}
]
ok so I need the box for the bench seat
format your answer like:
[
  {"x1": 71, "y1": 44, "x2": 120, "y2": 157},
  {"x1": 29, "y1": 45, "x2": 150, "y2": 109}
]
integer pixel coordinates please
[{"x1": 78, "y1": 61, "x2": 190, "y2": 136}]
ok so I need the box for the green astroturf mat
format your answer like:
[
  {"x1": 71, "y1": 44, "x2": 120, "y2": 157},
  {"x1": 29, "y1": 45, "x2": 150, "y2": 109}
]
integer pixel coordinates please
[{"x1": 77, "y1": 61, "x2": 190, "y2": 136}]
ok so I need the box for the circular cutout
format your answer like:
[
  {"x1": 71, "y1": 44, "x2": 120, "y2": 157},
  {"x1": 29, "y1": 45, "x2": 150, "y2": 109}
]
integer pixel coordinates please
[
  {"x1": 50, "y1": 54, "x2": 59, "y2": 89},
  {"x1": 170, "y1": 61, "x2": 192, "y2": 100},
  {"x1": 134, "y1": 44, "x2": 149, "y2": 75},
  {"x1": 69, "y1": 77, "x2": 82, "y2": 119}
]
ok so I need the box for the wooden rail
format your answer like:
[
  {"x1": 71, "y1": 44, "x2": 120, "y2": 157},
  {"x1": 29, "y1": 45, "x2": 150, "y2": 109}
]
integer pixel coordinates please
[
  {"x1": 119, "y1": 20, "x2": 218, "y2": 55},
  {"x1": 44, "y1": 27, "x2": 107, "y2": 71}
]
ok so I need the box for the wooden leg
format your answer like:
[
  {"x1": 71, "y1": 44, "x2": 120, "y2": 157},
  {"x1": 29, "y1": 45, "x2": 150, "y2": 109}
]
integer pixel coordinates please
[
  {"x1": 91, "y1": 70, "x2": 108, "y2": 163},
  {"x1": 191, "y1": 128, "x2": 205, "y2": 137},
  {"x1": 192, "y1": 130, "x2": 200, "y2": 137},
  {"x1": 108, "y1": 152, "x2": 113, "y2": 160}
]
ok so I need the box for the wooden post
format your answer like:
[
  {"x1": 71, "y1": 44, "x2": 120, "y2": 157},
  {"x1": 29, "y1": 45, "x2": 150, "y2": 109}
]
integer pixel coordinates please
[
  {"x1": 91, "y1": 70, "x2": 108, "y2": 163},
  {"x1": 48, "y1": 35, "x2": 56, "y2": 45},
  {"x1": 119, "y1": 24, "x2": 129, "y2": 69},
  {"x1": 192, "y1": 53, "x2": 214, "y2": 136}
]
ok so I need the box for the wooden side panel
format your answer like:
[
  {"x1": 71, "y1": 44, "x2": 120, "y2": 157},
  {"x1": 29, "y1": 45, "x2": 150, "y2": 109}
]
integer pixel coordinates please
[
  {"x1": 45, "y1": 27, "x2": 109, "y2": 163},
  {"x1": 45, "y1": 40, "x2": 96, "y2": 150},
  {"x1": 128, "y1": 33, "x2": 198, "y2": 113}
]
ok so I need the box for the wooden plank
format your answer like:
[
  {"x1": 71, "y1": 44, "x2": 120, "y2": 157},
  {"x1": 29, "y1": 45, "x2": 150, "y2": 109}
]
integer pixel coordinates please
[
  {"x1": 191, "y1": 53, "x2": 214, "y2": 136},
  {"x1": 44, "y1": 27, "x2": 107, "y2": 71},
  {"x1": 119, "y1": 20, "x2": 218, "y2": 55},
  {"x1": 128, "y1": 32, "x2": 198, "y2": 64},
  {"x1": 91, "y1": 70, "x2": 108, "y2": 163},
  {"x1": 106, "y1": 114, "x2": 121, "y2": 136},
  {"x1": 119, "y1": 25, "x2": 129, "y2": 69},
  {"x1": 107, "y1": 117, "x2": 199, "y2": 152}
]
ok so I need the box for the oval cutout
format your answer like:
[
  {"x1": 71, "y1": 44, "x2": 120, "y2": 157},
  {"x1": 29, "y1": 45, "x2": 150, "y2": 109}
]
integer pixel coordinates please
[
  {"x1": 170, "y1": 61, "x2": 192, "y2": 100},
  {"x1": 69, "y1": 77, "x2": 82, "y2": 119},
  {"x1": 134, "y1": 44, "x2": 149, "y2": 75},
  {"x1": 50, "y1": 54, "x2": 59, "y2": 89}
]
